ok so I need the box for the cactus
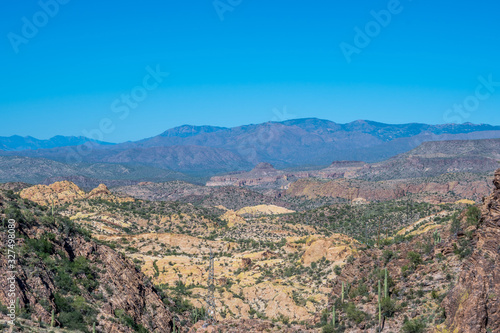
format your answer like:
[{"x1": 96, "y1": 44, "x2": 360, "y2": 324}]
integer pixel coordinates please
[
  {"x1": 433, "y1": 231, "x2": 441, "y2": 244},
  {"x1": 378, "y1": 280, "x2": 381, "y2": 302},
  {"x1": 92, "y1": 322, "x2": 96, "y2": 333},
  {"x1": 332, "y1": 305, "x2": 336, "y2": 327},
  {"x1": 378, "y1": 301, "x2": 382, "y2": 331},
  {"x1": 51, "y1": 309, "x2": 55, "y2": 327},
  {"x1": 192, "y1": 308, "x2": 199, "y2": 323},
  {"x1": 341, "y1": 282, "x2": 344, "y2": 303},
  {"x1": 384, "y1": 268, "x2": 388, "y2": 298},
  {"x1": 172, "y1": 318, "x2": 176, "y2": 333},
  {"x1": 15, "y1": 297, "x2": 19, "y2": 315}
]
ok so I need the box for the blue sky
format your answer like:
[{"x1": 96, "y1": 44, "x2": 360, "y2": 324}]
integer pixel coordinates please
[{"x1": 1, "y1": 0, "x2": 500, "y2": 142}]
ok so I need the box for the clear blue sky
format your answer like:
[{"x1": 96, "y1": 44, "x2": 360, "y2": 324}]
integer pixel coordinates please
[{"x1": 1, "y1": 0, "x2": 500, "y2": 142}]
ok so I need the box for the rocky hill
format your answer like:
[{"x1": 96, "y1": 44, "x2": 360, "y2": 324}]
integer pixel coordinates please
[
  {"x1": 0, "y1": 156, "x2": 193, "y2": 185},
  {"x1": 438, "y1": 168, "x2": 500, "y2": 333},
  {"x1": 205, "y1": 138, "x2": 500, "y2": 198},
  {"x1": 0, "y1": 191, "x2": 176, "y2": 332},
  {"x1": 355, "y1": 138, "x2": 500, "y2": 181},
  {"x1": 315, "y1": 168, "x2": 500, "y2": 333},
  {"x1": 19, "y1": 181, "x2": 134, "y2": 206},
  {"x1": 113, "y1": 180, "x2": 293, "y2": 210}
]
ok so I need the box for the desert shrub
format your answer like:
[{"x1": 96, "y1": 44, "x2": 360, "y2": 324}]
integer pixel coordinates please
[
  {"x1": 453, "y1": 239, "x2": 472, "y2": 259},
  {"x1": 321, "y1": 323, "x2": 335, "y2": 333},
  {"x1": 26, "y1": 237, "x2": 54, "y2": 258},
  {"x1": 381, "y1": 297, "x2": 396, "y2": 317},
  {"x1": 401, "y1": 265, "x2": 411, "y2": 278},
  {"x1": 382, "y1": 250, "x2": 394, "y2": 264},
  {"x1": 407, "y1": 251, "x2": 422, "y2": 268},
  {"x1": 346, "y1": 303, "x2": 366, "y2": 324},
  {"x1": 402, "y1": 318, "x2": 426, "y2": 333},
  {"x1": 466, "y1": 206, "x2": 481, "y2": 226},
  {"x1": 450, "y1": 215, "x2": 461, "y2": 236}
]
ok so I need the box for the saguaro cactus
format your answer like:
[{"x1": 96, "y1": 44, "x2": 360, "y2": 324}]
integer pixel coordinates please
[
  {"x1": 378, "y1": 301, "x2": 382, "y2": 331},
  {"x1": 332, "y1": 305, "x2": 336, "y2": 327},
  {"x1": 384, "y1": 269, "x2": 388, "y2": 298},
  {"x1": 92, "y1": 322, "x2": 96, "y2": 333},
  {"x1": 341, "y1": 282, "x2": 344, "y2": 303},
  {"x1": 51, "y1": 309, "x2": 55, "y2": 327}
]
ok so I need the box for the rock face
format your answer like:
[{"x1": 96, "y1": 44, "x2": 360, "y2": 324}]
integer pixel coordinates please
[
  {"x1": 440, "y1": 168, "x2": 500, "y2": 333},
  {"x1": 206, "y1": 162, "x2": 348, "y2": 187},
  {"x1": 19, "y1": 180, "x2": 86, "y2": 205},
  {"x1": 0, "y1": 193, "x2": 174, "y2": 332},
  {"x1": 235, "y1": 204, "x2": 295, "y2": 216},
  {"x1": 301, "y1": 235, "x2": 357, "y2": 267},
  {"x1": 220, "y1": 209, "x2": 247, "y2": 227},
  {"x1": 286, "y1": 176, "x2": 493, "y2": 203},
  {"x1": 19, "y1": 181, "x2": 133, "y2": 206}
]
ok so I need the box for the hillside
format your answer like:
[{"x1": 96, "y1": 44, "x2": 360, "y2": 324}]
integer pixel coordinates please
[
  {"x1": 205, "y1": 138, "x2": 500, "y2": 193},
  {"x1": 2, "y1": 165, "x2": 499, "y2": 332},
  {"x1": 0, "y1": 190, "x2": 175, "y2": 332},
  {"x1": 286, "y1": 173, "x2": 494, "y2": 204},
  {"x1": 355, "y1": 138, "x2": 500, "y2": 181},
  {"x1": 0, "y1": 156, "x2": 194, "y2": 186},
  {"x1": 320, "y1": 168, "x2": 500, "y2": 333}
]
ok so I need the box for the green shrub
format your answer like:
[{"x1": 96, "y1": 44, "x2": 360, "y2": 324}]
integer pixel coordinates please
[
  {"x1": 465, "y1": 206, "x2": 481, "y2": 226},
  {"x1": 322, "y1": 323, "x2": 335, "y2": 333},
  {"x1": 402, "y1": 318, "x2": 426, "y2": 333},
  {"x1": 380, "y1": 297, "x2": 396, "y2": 317},
  {"x1": 346, "y1": 303, "x2": 366, "y2": 324},
  {"x1": 450, "y1": 215, "x2": 461, "y2": 235},
  {"x1": 407, "y1": 251, "x2": 422, "y2": 268},
  {"x1": 382, "y1": 250, "x2": 394, "y2": 264}
]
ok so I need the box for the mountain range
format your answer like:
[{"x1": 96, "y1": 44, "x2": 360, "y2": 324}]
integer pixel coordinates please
[
  {"x1": 2, "y1": 118, "x2": 500, "y2": 180},
  {"x1": 0, "y1": 135, "x2": 112, "y2": 151}
]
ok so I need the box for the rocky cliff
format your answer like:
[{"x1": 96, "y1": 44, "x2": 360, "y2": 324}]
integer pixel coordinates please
[
  {"x1": 0, "y1": 191, "x2": 176, "y2": 332},
  {"x1": 439, "y1": 168, "x2": 500, "y2": 333},
  {"x1": 286, "y1": 174, "x2": 493, "y2": 204}
]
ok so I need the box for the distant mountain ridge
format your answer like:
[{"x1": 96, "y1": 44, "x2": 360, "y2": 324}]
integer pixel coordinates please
[
  {"x1": 2, "y1": 118, "x2": 500, "y2": 175},
  {"x1": 0, "y1": 135, "x2": 113, "y2": 151}
]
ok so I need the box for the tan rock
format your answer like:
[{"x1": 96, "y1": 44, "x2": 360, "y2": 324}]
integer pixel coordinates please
[{"x1": 236, "y1": 204, "x2": 295, "y2": 216}]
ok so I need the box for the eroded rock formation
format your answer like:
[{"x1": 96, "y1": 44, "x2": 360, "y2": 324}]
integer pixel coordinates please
[{"x1": 440, "y1": 168, "x2": 500, "y2": 333}]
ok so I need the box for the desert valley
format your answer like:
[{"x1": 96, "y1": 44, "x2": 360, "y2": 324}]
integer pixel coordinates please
[{"x1": 1, "y1": 120, "x2": 500, "y2": 332}]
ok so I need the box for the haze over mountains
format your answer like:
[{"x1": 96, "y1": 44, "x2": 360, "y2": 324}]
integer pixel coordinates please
[{"x1": 1, "y1": 118, "x2": 500, "y2": 184}]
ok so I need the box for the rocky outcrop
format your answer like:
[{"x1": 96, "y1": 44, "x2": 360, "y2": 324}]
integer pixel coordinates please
[
  {"x1": 19, "y1": 181, "x2": 133, "y2": 206},
  {"x1": 440, "y1": 169, "x2": 500, "y2": 333},
  {"x1": 301, "y1": 235, "x2": 358, "y2": 267},
  {"x1": 220, "y1": 209, "x2": 246, "y2": 227},
  {"x1": 19, "y1": 180, "x2": 86, "y2": 205},
  {"x1": 235, "y1": 204, "x2": 295, "y2": 216}
]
